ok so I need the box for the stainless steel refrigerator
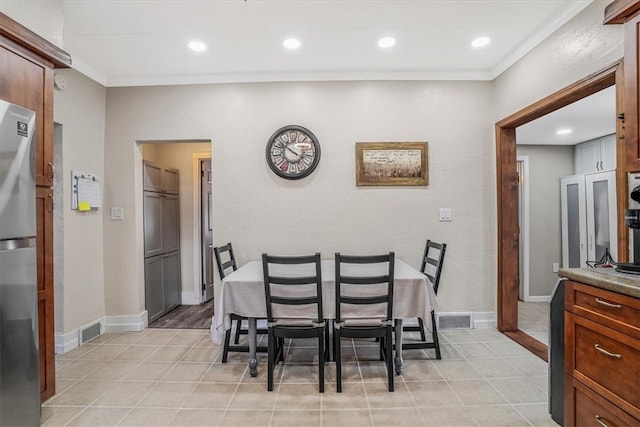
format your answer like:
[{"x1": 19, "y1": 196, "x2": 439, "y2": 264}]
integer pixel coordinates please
[{"x1": 0, "y1": 99, "x2": 40, "y2": 426}]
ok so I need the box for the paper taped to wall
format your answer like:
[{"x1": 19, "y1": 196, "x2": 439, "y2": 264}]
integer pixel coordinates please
[{"x1": 72, "y1": 170, "x2": 102, "y2": 210}]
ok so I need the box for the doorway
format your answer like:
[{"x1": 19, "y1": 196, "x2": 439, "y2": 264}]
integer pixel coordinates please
[
  {"x1": 495, "y1": 61, "x2": 624, "y2": 360},
  {"x1": 201, "y1": 158, "x2": 213, "y2": 302}
]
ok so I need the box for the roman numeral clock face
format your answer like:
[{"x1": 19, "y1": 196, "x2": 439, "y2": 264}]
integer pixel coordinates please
[{"x1": 266, "y1": 125, "x2": 321, "y2": 180}]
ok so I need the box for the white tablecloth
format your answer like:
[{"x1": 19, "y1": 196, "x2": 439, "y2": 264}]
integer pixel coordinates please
[{"x1": 211, "y1": 259, "x2": 437, "y2": 344}]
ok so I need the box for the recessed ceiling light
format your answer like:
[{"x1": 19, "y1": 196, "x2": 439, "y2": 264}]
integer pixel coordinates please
[
  {"x1": 188, "y1": 40, "x2": 207, "y2": 52},
  {"x1": 471, "y1": 36, "x2": 491, "y2": 48},
  {"x1": 283, "y1": 38, "x2": 301, "y2": 49},
  {"x1": 378, "y1": 37, "x2": 396, "y2": 49},
  {"x1": 556, "y1": 128, "x2": 573, "y2": 135}
]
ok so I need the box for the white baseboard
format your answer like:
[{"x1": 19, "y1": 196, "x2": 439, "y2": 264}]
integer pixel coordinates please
[
  {"x1": 105, "y1": 311, "x2": 148, "y2": 333},
  {"x1": 181, "y1": 291, "x2": 200, "y2": 305},
  {"x1": 55, "y1": 317, "x2": 107, "y2": 354},
  {"x1": 523, "y1": 296, "x2": 551, "y2": 303},
  {"x1": 471, "y1": 311, "x2": 497, "y2": 329}
]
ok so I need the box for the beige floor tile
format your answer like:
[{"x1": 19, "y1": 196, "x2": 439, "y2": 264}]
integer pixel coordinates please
[
  {"x1": 325, "y1": 361, "x2": 361, "y2": 383},
  {"x1": 437, "y1": 343, "x2": 464, "y2": 360},
  {"x1": 55, "y1": 358, "x2": 73, "y2": 370},
  {"x1": 271, "y1": 409, "x2": 321, "y2": 426},
  {"x1": 146, "y1": 345, "x2": 190, "y2": 362},
  {"x1": 79, "y1": 344, "x2": 130, "y2": 360},
  {"x1": 161, "y1": 362, "x2": 210, "y2": 382},
  {"x1": 453, "y1": 342, "x2": 499, "y2": 359},
  {"x1": 485, "y1": 341, "x2": 535, "y2": 357},
  {"x1": 364, "y1": 382, "x2": 414, "y2": 408},
  {"x1": 489, "y1": 377, "x2": 548, "y2": 404},
  {"x1": 228, "y1": 383, "x2": 278, "y2": 410},
  {"x1": 440, "y1": 330, "x2": 479, "y2": 344},
  {"x1": 513, "y1": 403, "x2": 559, "y2": 426},
  {"x1": 469, "y1": 328, "x2": 513, "y2": 343},
  {"x1": 182, "y1": 382, "x2": 237, "y2": 409},
  {"x1": 322, "y1": 409, "x2": 372, "y2": 426},
  {"x1": 280, "y1": 362, "x2": 323, "y2": 384},
  {"x1": 358, "y1": 361, "x2": 391, "y2": 384},
  {"x1": 118, "y1": 407, "x2": 177, "y2": 426},
  {"x1": 46, "y1": 379, "x2": 115, "y2": 406},
  {"x1": 165, "y1": 333, "x2": 203, "y2": 347},
  {"x1": 370, "y1": 407, "x2": 424, "y2": 426},
  {"x1": 92, "y1": 381, "x2": 156, "y2": 407},
  {"x1": 84, "y1": 360, "x2": 140, "y2": 380},
  {"x1": 468, "y1": 358, "x2": 521, "y2": 378},
  {"x1": 220, "y1": 409, "x2": 272, "y2": 427},
  {"x1": 167, "y1": 409, "x2": 225, "y2": 426},
  {"x1": 40, "y1": 406, "x2": 85, "y2": 426},
  {"x1": 113, "y1": 345, "x2": 159, "y2": 361},
  {"x1": 65, "y1": 407, "x2": 130, "y2": 427},
  {"x1": 135, "y1": 330, "x2": 180, "y2": 346},
  {"x1": 58, "y1": 344, "x2": 99, "y2": 359},
  {"x1": 123, "y1": 361, "x2": 176, "y2": 381},
  {"x1": 137, "y1": 382, "x2": 197, "y2": 408},
  {"x1": 182, "y1": 345, "x2": 220, "y2": 362},
  {"x1": 430, "y1": 360, "x2": 482, "y2": 380},
  {"x1": 505, "y1": 355, "x2": 549, "y2": 376},
  {"x1": 448, "y1": 379, "x2": 509, "y2": 405},
  {"x1": 320, "y1": 381, "x2": 368, "y2": 409},
  {"x1": 50, "y1": 378, "x2": 77, "y2": 395},
  {"x1": 466, "y1": 404, "x2": 531, "y2": 426},
  {"x1": 201, "y1": 362, "x2": 248, "y2": 382},
  {"x1": 275, "y1": 383, "x2": 322, "y2": 409},
  {"x1": 419, "y1": 406, "x2": 477, "y2": 427},
  {"x1": 195, "y1": 335, "x2": 216, "y2": 346},
  {"x1": 105, "y1": 332, "x2": 148, "y2": 345},
  {"x1": 55, "y1": 359, "x2": 104, "y2": 380},
  {"x1": 406, "y1": 380, "x2": 462, "y2": 407},
  {"x1": 398, "y1": 360, "x2": 444, "y2": 381}
]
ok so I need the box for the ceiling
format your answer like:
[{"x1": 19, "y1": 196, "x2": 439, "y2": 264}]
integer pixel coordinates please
[{"x1": 61, "y1": 0, "x2": 592, "y2": 87}]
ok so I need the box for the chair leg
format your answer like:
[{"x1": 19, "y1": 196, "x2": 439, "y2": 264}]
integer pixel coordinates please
[
  {"x1": 386, "y1": 326, "x2": 394, "y2": 392},
  {"x1": 335, "y1": 328, "x2": 342, "y2": 393},
  {"x1": 267, "y1": 329, "x2": 275, "y2": 391},
  {"x1": 234, "y1": 318, "x2": 242, "y2": 344},
  {"x1": 318, "y1": 330, "x2": 325, "y2": 393},
  {"x1": 222, "y1": 326, "x2": 232, "y2": 363},
  {"x1": 431, "y1": 310, "x2": 441, "y2": 360},
  {"x1": 418, "y1": 317, "x2": 427, "y2": 342}
]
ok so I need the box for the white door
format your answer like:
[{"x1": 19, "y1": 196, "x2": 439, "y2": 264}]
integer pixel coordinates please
[
  {"x1": 585, "y1": 170, "x2": 617, "y2": 263},
  {"x1": 560, "y1": 175, "x2": 587, "y2": 268}
]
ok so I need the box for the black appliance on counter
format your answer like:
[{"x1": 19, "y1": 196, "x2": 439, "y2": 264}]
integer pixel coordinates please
[
  {"x1": 549, "y1": 279, "x2": 565, "y2": 425},
  {"x1": 615, "y1": 184, "x2": 640, "y2": 273}
]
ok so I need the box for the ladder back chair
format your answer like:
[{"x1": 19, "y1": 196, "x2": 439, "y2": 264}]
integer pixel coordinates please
[
  {"x1": 402, "y1": 239, "x2": 447, "y2": 359},
  {"x1": 214, "y1": 243, "x2": 266, "y2": 362},
  {"x1": 262, "y1": 253, "x2": 328, "y2": 392},
  {"x1": 334, "y1": 252, "x2": 395, "y2": 392}
]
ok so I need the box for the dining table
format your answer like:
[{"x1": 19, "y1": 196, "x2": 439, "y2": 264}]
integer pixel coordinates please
[{"x1": 211, "y1": 258, "x2": 437, "y2": 377}]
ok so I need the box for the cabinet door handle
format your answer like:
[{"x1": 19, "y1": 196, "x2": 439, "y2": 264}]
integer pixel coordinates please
[
  {"x1": 48, "y1": 162, "x2": 55, "y2": 181},
  {"x1": 594, "y1": 344, "x2": 622, "y2": 360},
  {"x1": 595, "y1": 298, "x2": 622, "y2": 310},
  {"x1": 595, "y1": 415, "x2": 610, "y2": 427},
  {"x1": 599, "y1": 160, "x2": 603, "y2": 170},
  {"x1": 48, "y1": 194, "x2": 54, "y2": 213}
]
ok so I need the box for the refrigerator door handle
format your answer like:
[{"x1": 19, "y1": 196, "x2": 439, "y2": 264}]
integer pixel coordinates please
[{"x1": 0, "y1": 238, "x2": 36, "y2": 251}]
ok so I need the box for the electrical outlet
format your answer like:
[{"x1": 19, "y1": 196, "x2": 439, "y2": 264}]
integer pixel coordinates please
[
  {"x1": 552, "y1": 262, "x2": 559, "y2": 273},
  {"x1": 439, "y1": 208, "x2": 452, "y2": 222}
]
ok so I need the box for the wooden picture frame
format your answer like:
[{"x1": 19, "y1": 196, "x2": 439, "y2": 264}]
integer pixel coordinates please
[{"x1": 355, "y1": 142, "x2": 428, "y2": 186}]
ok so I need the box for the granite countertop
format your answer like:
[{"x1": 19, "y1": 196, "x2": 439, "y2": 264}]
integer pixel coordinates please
[{"x1": 558, "y1": 268, "x2": 640, "y2": 299}]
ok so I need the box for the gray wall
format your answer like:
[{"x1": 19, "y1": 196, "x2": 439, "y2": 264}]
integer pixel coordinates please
[{"x1": 517, "y1": 145, "x2": 574, "y2": 297}]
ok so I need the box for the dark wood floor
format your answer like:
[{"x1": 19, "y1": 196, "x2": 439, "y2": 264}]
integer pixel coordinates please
[{"x1": 148, "y1": 299, "x2": 214, "y2": 329}]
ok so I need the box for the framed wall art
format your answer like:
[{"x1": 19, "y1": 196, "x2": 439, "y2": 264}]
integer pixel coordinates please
[{"x1": 355, "y1": 142, "x2": 428, "y2": 186}]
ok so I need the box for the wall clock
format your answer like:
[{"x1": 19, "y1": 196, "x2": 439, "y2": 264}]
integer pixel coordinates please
[{"x1": 265, "y1": 125, "x2": 321, "y2": 180}]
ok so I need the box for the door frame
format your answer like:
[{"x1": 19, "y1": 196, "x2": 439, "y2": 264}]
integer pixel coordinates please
[
  {"x1": 192, "y1": 152, "x2": 212, "y2": 304},
  {"x1": 495, "y1": 61, "x2": 624, "y2": 356}
]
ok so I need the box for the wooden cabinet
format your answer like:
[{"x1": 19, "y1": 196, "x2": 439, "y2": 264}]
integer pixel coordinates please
[
  {"x1": 575, "y1": 134, "x2": 617, "y2": 174},
  {"x1": 0, "y1": 13, "x2": 71, "y2": 402},
  {"x1": 564, "y1": 280, "x2": 640, "y2": 426}
]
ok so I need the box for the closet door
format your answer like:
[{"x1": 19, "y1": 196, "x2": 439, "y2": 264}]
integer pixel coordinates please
[
  {"x1": 561, "y1": 175, "x2": 587, "y2": 268},
  {"x1": 585, "y1": 171, "x2": 618, "y2": 263}
]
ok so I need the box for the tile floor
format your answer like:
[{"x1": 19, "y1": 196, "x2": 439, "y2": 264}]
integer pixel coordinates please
[
  {"x1": 42, "y1": 328, "x2": 559, "y2": 426},
  {"x1": 518, "y1": 302, "x2": 550, "y2": 345}
]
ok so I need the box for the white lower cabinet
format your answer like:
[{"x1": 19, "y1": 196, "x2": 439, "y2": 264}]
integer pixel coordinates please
[{"x1": 561, "y1": 170, "x2": 617, "y2": 268}]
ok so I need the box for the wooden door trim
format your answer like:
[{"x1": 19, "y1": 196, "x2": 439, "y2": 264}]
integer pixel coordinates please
[{"x1": 496, "y1": 61, "x2": 622, "y2": 337}]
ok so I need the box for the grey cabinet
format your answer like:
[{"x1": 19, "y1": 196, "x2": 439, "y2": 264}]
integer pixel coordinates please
[{"x1": 143, "y1": 160, "x2": 181, "y2": 322}]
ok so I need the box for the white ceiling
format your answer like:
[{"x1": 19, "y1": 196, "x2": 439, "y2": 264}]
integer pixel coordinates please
[
  {"x1": 516, "y1": 86, "x2": 616, "y2": 146},
  {"x1": 62, "y1": 0, "x2": 592, "y2": 87}
]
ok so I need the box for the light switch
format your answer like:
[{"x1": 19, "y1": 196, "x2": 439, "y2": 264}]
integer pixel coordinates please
[
  {"x1": 439, "y1": 208, "x2": 452, "y2": 222},
  {"x1": 111, "y1": 207, "x2": 124, "y2": 220}
]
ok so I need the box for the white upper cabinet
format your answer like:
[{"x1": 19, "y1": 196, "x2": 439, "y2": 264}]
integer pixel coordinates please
[{"x1": 574, "y1": 134, "x2": 616, "y2": 174}]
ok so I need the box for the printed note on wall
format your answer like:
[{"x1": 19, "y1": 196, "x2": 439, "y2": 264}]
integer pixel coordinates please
[{"x1": 71, "y1": 170, "x2": 102, "y2": 210}]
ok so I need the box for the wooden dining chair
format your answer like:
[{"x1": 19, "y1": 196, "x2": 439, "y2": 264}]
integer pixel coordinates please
[
  {"x1": 334, "y1": 252, "x2": 395, "y2": 392},
  {"x1": 262, "y1": 252, "x2": 328, "y2": 392},
  {"x1": 402, "y1": 239, "x2": 447, "y2": 359},
  {"x1": 214, "y1": 243, "x2": 267, "y2": 363}
]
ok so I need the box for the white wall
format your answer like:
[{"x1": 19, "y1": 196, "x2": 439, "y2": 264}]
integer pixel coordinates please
[
  {"x1": 0, "y1": 0, "x2": 64, "y2": 47},
  {"x1": 493, "y1": 0, "x2": 624, "y2": 121},
  {"x1": 103, "y1": 81, "x2": 496, "y2": 316},
  {"x1": 53, "y1": 69, "x2": 107, "y2": 334},
  {"x1": 517, "y1": 145, "x2": 574, "y2": 297}
]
